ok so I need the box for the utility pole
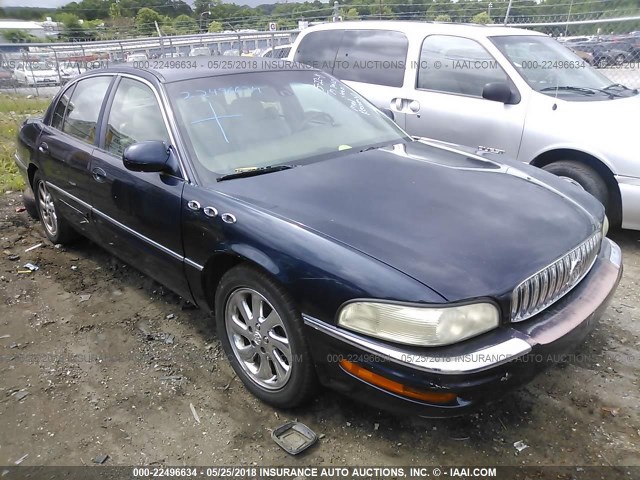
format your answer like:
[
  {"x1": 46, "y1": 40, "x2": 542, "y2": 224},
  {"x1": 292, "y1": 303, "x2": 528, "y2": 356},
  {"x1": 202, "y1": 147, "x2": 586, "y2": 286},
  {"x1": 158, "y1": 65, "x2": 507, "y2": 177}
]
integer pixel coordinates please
[
  {"x1": 564, "y1": 0, "x2": 575, "y2": 37},
  {"x1": 488, "y1": 2, "x2": 493, "y2": 20},
  {"x1": 503, "y1": 0, "x2": 513, "y2": 26},
  {"x1": 332, "y1": 1, "x2": 339, "y2": 22}
]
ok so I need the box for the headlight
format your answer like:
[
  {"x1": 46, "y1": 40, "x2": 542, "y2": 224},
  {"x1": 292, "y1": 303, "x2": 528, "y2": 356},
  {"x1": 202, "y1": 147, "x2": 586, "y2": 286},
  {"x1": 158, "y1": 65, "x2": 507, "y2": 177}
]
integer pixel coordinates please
[
  {"x1": 603, "y1": 215, "x2": 609, "y2": 237},
  {"x1": 337, "y1": 301, "x2": 500, "y2": 347}
]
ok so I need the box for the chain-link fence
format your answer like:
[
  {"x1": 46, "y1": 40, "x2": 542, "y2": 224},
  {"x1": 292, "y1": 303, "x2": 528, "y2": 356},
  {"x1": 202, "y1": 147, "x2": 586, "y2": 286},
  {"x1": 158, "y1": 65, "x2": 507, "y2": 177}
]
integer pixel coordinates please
[
  {"x1": 0, "y1": 30, "x2": 296, "y2": 97},
  {"x1": 1, "y1": 9, "x2": 639, "y2": 97}
]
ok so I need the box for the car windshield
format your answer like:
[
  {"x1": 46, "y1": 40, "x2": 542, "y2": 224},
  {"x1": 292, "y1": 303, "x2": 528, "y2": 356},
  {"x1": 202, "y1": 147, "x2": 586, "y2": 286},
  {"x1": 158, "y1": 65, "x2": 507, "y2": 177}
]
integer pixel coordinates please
[
  {"x1": 27, "y1": 62, "x2": 50, "y2": 71},
  {"x1": 491, "y1": 35, "x2": 619, "y2": 94},
  {"x1": 166, "y1": 70, "x2": 408, "y2": 181}
]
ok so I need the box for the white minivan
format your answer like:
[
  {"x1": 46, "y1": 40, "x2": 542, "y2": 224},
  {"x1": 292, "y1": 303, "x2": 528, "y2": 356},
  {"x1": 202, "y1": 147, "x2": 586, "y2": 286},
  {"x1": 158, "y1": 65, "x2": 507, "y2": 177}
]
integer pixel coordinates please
[{"x1": 289, "y1": 21, "x2": 640, "y2": 229}]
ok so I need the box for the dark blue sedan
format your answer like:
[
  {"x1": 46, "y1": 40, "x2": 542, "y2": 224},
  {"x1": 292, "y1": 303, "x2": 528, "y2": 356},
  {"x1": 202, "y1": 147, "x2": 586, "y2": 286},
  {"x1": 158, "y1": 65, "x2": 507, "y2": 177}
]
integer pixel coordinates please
[{"x1": 16, "y1": 62, "x2": 622, "y2": 416}]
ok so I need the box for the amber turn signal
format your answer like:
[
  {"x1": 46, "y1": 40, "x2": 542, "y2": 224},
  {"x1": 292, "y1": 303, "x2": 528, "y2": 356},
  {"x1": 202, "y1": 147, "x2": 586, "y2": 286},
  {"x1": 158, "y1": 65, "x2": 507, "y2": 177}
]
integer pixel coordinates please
[{"x1": 340, "y1": 359, "x2": 457, "y2": 405}]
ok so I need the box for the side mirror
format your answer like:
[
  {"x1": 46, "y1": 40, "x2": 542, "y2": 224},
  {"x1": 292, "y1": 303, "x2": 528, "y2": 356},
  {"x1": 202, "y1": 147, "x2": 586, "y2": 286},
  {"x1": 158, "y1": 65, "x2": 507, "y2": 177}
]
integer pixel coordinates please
[
  {"x1": 482, "y1": 82, "x2": 516, "y2": 104},
  {"x1": 122, "y1": 141, "x2": 177, "y2": 174},
  {"x1": 380, "y1": 108, "x2": 395, "y2": 121}
]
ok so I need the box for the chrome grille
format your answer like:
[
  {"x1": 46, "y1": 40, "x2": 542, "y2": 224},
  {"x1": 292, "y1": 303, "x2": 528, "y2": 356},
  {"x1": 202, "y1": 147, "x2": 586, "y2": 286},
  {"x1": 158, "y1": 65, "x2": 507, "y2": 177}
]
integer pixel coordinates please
[{"x1": 511, "y1": 232, "x2": 602, "y2": 322}]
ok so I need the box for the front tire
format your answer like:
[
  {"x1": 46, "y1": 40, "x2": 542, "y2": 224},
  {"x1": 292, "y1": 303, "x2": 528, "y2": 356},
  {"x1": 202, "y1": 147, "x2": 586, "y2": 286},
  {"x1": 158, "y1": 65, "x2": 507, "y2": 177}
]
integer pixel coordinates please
[
  {"x1": 33, "y1": 172, "x2": 76, "y2": 244},
  {"x1": 542, "y1": 160, "x2": 609, "y2": 210},
  {"x1": 215, "y1": 265, "x2": 317, "y2": 408}
]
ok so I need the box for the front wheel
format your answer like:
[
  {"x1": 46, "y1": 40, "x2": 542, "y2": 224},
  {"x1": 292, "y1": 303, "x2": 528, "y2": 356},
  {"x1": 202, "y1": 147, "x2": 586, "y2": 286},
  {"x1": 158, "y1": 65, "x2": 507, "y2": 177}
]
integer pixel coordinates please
[
  {"x1": 542, "y1": 160, "x2": 609, "y2": 210},
  {"x1": 215, "y1": 265, "x2": 317, "y2": 408}
]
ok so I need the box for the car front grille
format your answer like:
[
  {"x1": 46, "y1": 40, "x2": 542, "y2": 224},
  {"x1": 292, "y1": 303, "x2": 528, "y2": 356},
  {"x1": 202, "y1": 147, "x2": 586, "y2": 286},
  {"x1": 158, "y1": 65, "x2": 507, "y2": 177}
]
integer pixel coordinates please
[{"x1": 511, "y1": 231, "x2": 602, "y2": 322}]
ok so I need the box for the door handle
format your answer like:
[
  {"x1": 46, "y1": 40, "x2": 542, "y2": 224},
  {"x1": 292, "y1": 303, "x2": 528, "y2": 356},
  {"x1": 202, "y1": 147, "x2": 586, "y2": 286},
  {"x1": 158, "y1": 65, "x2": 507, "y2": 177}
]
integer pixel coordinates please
[
  {"x1": 38, "y1": 142, "x2": 49, "y2": 154},
  {"x1": 92, "y1": 167, "x2": 107, "y2": 183}
]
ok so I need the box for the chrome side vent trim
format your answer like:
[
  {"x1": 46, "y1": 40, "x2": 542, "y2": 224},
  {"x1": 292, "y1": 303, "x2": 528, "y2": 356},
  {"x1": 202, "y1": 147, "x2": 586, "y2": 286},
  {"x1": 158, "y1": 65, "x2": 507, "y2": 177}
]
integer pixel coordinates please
[{"x1": 511, "y1": 232, "x2": 601, "y2": 322}]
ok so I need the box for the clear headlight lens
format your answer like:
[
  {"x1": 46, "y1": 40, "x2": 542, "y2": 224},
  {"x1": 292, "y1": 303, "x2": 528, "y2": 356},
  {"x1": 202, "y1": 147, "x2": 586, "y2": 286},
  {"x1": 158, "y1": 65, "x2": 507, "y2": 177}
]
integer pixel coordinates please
[
  {"x1": 337, "y1": 301, "x2": 500, "y2": 347},
  {"x1": 603, "y1": 215, "x2": 609, "y2": 237}
]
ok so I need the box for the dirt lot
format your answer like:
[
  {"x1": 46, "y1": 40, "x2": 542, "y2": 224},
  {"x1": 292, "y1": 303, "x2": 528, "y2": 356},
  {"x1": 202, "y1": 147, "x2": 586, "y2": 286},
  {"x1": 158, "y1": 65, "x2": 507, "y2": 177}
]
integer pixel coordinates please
[{"x1": 0, "y1": 190, "x2": 639, "y2": 469}]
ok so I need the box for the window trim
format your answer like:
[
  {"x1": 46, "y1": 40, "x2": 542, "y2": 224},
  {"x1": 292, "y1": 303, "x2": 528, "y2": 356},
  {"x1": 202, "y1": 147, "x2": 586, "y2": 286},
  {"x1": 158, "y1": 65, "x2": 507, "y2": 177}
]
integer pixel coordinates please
[
  {"x1": 49, "y1": 82, "x2": 76, "y2": 131},
  {"x1": 415, "y1": 34, "x2": 518, "y2": 101},
  {"x1": 97, "y1": 73, "x2": 190, "y2": 183}
]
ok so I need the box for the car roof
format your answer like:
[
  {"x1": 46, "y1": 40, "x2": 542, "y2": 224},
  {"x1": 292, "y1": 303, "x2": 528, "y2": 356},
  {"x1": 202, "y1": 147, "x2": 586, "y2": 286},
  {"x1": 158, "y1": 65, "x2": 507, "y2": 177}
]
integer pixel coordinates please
[
  {"x1": 299, "y1": 20, "x2": 545, "y2": 39},
  {"x1": 86, "y1": 59, "x2": 315, "y2": 84}
]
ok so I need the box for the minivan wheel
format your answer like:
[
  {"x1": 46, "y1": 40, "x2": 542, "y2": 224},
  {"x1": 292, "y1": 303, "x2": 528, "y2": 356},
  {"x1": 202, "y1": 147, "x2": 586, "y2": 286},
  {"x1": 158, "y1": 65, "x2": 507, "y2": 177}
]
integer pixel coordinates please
[
  {"x1": 215, "y1": 265, "x2": 317, "y2": 408},
  {"x1": 597, "y1": 57, "x2": 608, "y2": 68},
  {"x1": 33, "y1": 172, "x2": 76, "y2": 244},
  {"x1": 615, "y1": 54, "x2": 625, "y2": 65},
  {"x1": 543, "y1": 160, "x2": 609, "y2": 210}
]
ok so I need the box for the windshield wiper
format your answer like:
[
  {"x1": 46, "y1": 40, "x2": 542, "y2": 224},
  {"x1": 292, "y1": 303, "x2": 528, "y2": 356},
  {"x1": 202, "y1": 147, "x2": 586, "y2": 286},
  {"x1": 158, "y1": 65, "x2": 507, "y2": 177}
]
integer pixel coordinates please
[
  {"x1": 604, "y1": 83, "x2": 639, "y2": 94},
  {"x1": 216, "y1": 165, "x2": 295, "y2": 182},
  {"x1": 539, "y1": 85, "x2": 618, "y2": 98}
]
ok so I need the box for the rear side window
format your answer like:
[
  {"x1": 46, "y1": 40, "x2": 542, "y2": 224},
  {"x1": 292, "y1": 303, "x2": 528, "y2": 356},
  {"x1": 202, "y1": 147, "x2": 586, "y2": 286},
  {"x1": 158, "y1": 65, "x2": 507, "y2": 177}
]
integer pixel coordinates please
[
  {"x1": 50, "y1": 85, "x2": 74, "y2": 130},
  {"x1": 104, "y1": 78, "x2": 169, "y2": 157},
  {"x1": 62, "y1": 76, "x2": 111, "y2": 143},
  {"x1": 294, "y1": 30, "x2": 343, "y2": 70},
  {"x1": 417, "y1": 35, "x2": 507, "y2": 97},
  {"x1": 333, "y1": 30, "x2": 408, "y2": 87}
]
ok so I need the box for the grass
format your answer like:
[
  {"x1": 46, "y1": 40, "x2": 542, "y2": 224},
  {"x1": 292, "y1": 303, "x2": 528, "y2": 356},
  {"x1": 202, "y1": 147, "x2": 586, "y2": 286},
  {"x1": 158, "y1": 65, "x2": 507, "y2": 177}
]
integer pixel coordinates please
[{"x1": 0, "y1": 94, "x2": 51, "y2": 192}]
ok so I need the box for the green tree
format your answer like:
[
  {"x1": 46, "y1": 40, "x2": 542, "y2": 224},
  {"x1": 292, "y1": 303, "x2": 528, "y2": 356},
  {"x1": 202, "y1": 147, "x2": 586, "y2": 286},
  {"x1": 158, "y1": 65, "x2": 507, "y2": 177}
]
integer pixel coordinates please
[
  {"x1": 173, "y1": 14, "x2": 197, "y2": 34},
  {"x1": 471, "y1": 11, "x2": 493, "y2": 24},
  {"x1": 208, "y1": 20, "x2": 223, "y2": 33},
  {"x1": 109, "y1": 2, "x2": 121, "y2": 19},
  {"x1": 2, "y1": 29, "x2": 39, "y2": 43},
  {"x1": 136, "y1": 7, "x2": 162, "y2": 36},
  {"x1": 433, "y1": 14, "x2": 452, "y2": 22},
  {"x1": 340, "y1": 7, "x2": 360, "y2": 20}
]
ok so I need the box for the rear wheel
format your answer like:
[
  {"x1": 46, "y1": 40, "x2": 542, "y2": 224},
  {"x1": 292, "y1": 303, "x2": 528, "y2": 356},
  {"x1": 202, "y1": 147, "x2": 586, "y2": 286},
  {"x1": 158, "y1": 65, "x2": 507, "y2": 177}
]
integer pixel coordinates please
[
  {"x1": 615, "y1": 54, "x2": 625, "y2": 65},
  {"x1": 597, "y1": 57, "x2": 608, "y2": 68},
  {"x1": 33, "y1": 172, "x2": 76, "y2": 244},
  {"x1": 542, "y1": 160, "x2": 609, "y2": 209},
  {"x1": 215, "y1": 265, "x2": 318, "y2": 408}
]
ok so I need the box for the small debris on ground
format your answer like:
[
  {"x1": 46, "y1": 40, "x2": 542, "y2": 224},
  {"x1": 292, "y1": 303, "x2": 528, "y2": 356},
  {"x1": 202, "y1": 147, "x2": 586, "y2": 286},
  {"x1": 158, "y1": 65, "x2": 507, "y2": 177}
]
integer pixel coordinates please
[
  {"x1": 0, "y1": 334, "x2": 10, "y2": 340},
  {"x1": 166, "y1": 313, "x2": 175, "y2": 320},
  {"x1": 601, "y1": 407, "x2": 620, "y2": 417},
  {"x1": 374, "y1": 423, "x2": 380, "y2": 431},
  {"x1": 23, "y1": 263, "x2": 39, "y2": 272},
  {"x1": 14, "y1": 391, "x2": 29, "y2": 401},
  {"x1": 24, "y1": 243, "x2": 42, "y2": 253},
  {"x1": 190, "y1": 403, "x2": 201, "y2": 424},
  {"x1": 14, "y1": 454, "x2": 28, "y2": 465},
  {"x1": 15, "y1": 206, "x2": 26, "y2": 213},
  {"x1": 93, "y1": 454, "x2": 109, "y2": 464},
  {"x1": 513, "y1": 440, "x2": 528, "y2": 452},
  {"x1": 79, "y1": 294, "x2": 92, "y2": 303}
]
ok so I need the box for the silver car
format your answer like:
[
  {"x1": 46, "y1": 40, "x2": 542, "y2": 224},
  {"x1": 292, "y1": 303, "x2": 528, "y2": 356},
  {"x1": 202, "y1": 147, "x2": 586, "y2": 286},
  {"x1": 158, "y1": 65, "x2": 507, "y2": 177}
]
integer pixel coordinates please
[{"x1": 290, "y1": 21, "x2": 640, "y2": 230}]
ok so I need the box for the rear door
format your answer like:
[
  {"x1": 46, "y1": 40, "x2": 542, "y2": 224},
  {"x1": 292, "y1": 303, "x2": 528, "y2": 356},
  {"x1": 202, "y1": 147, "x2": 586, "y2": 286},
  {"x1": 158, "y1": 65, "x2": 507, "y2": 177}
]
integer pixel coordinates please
[
  {"x1": 89, "y1": 76, "x2": 190, "y2": 299},
  {"x1": 37, "y1": 76, "x2": 113, "y2": 237}
]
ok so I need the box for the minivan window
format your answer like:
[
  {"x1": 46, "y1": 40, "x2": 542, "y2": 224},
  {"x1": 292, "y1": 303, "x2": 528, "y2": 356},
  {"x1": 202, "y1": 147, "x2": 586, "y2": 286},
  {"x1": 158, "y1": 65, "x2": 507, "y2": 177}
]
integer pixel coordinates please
[
  {"x1": 294, "y1": 30, "x2": 343, "y2": 69},
  {"x1": 333, "y1": 30, "x2": 408, "y2": 87},
  {"x1": 104, "y1": 78, "x2": 169, "y2": 157},
  {"x1": 491, "y1": 35, "x2": 618, "y2": 94},
  {"x1": 417, "y1": 35, "x2": 508, "y2": 97},
  {"x1": 62, "y1": 76, "x2": 111, "y2": 144}
]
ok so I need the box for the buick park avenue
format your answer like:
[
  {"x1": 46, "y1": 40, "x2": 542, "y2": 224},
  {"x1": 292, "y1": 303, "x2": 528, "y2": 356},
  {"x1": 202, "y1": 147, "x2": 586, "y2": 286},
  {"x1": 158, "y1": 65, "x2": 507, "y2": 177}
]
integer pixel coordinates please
[{"x1": 15, "y1": 63, "x2": 621, "y2": 416}]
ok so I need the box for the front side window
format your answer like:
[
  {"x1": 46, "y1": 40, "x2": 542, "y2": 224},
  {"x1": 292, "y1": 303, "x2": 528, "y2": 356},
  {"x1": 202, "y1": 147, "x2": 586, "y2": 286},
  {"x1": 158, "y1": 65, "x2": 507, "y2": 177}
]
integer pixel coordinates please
[
  {"x1": 167, "y1": 70, "x2": 408, "y2": 183},
  {"x1": 104, "y1": 78, "x2": 169, "y2": 157},
  {"x1": 333, "y1": 30, "x2": 408, "y2": 87},
  {"x1": 417, "y1": 35, "x2": 508, "y2": 97},
  {"x1": 62, "y1": 76, "x2": 111, "y2": 143},
  {"x1": 50, "y1": 85, "x2": 74, "y2": 130}
]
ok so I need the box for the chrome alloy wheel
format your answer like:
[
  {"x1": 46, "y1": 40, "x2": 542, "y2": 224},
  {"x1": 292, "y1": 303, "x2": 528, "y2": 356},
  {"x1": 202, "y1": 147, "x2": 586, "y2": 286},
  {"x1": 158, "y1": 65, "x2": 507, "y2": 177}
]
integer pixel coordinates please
[
  {"x1": 225, "y1": 288, "x2": 292, "y2": 390},
  {"x1": 38, "y1": 181, "x2": 58, "y2": 237}
]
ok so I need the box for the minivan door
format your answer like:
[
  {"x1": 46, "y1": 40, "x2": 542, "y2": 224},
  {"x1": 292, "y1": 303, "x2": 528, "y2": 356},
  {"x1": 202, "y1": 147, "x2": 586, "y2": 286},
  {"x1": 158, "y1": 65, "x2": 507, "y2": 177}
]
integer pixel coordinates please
[{"x1": 404, "y1": 35, "x2": 527, "y2": 157}]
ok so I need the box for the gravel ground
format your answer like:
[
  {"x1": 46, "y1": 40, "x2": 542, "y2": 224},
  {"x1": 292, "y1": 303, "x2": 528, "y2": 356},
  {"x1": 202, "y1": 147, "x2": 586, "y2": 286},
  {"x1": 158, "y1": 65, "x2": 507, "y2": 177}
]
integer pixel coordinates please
[{"x1": 0, "y1": 190, "x2": 639, "y2": 470}]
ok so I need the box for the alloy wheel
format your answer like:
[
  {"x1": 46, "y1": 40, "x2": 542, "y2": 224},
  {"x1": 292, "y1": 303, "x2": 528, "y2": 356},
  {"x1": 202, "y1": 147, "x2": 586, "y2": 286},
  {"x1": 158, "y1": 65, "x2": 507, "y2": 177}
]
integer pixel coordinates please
[
  {"x1": 37, "y1": 181, "x2": 58, "y2": 237},
  {"x1": 225, "y1": 287, "x2": 292, "y2": 390}
]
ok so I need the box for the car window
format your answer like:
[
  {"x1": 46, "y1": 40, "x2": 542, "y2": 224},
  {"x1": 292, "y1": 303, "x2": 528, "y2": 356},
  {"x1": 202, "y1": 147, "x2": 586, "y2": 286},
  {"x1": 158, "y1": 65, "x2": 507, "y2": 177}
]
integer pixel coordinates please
[
  {"x1": 294, "y1": 30, "x2": 343, "y2": 69},
  {"x1": 417, "y1": 35, "x2": 508, "y2": 97},
  {"x1": 104, "y1": 78, "x2": 169, "y2": 157},
  {"x1": 50, "y1": 84, "x2": 75, "y2": 130},
  {"x1": 333, "y1": 30, "x2": 408, "y2": 87},
  {"x1": 167, "y1": 70, "x2": 408, "y2": 181},
  {"x1": 62, "y1": 76, "x2": 111, "y2": 143}
]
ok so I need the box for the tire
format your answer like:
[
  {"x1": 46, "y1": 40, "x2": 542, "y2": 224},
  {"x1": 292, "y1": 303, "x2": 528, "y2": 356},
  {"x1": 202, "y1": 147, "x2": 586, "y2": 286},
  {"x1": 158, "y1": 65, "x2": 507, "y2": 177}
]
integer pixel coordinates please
[
  {"x1": 615, "y1": 54, "x2": 625, "y2": 65},
  {"x1": 22, "y1": 185, "x2": 39, "y2": 220},
  {"x1": 215, "y1": 264, "x2": 317, "y2": 408},
  {"x1": 32, "y1": 171, "x2": 77, "y2": 244},
  {"x1": 542, "y1": 160, "x2": 609, "y2": 210},
  {"x1": 597, "y1": 57, "x2": 608, "y2": 69}
]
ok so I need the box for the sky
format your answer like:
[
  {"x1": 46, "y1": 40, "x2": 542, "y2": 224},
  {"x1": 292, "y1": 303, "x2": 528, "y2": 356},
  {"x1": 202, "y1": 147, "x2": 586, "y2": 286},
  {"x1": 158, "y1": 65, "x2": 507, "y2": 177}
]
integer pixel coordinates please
[{"x1": 1, "y1": 0, "x2": 283, "y2": 7}]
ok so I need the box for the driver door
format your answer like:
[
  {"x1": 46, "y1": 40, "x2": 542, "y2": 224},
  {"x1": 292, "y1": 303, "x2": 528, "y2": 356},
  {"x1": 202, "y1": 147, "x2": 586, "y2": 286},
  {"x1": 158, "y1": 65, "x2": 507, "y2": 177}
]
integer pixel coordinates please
[{"x1": 405, "y1": 35, "x2": 527, "y2": 158}]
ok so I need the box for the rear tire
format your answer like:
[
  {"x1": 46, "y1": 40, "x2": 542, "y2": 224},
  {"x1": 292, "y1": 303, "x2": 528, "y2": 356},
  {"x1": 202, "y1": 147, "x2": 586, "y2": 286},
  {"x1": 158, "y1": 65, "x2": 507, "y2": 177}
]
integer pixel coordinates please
[
  {"x1": 215, "y1": 264, "x2": 318, "y2": 408},
  {"x1": 542, "y1": 160, "x2": 609, "y2": 210},
  {"x1": 33, "y1": 171, "x2": 77, "y2": 244}
]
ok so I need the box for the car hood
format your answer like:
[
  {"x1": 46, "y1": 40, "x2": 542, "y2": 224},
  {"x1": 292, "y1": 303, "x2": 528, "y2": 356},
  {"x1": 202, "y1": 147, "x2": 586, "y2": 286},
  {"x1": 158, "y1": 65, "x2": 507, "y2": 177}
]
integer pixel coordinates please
[
  {"x1": 214, "y1": 141, "x2": 601, "y2": 301},
  {"x1": 25, "y1": 70, "x2": 58, "y2": 77}
]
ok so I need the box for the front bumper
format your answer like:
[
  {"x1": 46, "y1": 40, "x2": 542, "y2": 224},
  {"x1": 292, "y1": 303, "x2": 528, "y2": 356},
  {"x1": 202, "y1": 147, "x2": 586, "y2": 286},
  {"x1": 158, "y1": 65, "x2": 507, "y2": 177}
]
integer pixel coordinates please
[{"x1": 304, "y1": 238, "x2": 622, "y2": 417}]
